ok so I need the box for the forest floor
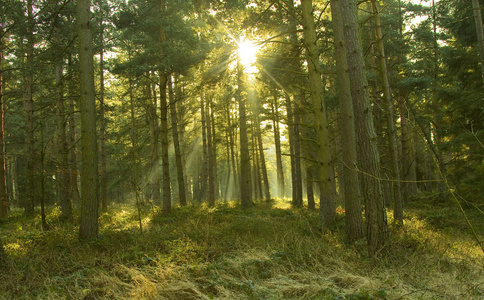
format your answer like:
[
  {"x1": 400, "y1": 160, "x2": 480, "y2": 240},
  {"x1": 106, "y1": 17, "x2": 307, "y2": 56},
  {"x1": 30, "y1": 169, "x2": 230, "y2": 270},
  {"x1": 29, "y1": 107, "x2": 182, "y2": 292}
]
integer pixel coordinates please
[{"x1": 0, "y1": 195, "x2": 483, "y2": 299}]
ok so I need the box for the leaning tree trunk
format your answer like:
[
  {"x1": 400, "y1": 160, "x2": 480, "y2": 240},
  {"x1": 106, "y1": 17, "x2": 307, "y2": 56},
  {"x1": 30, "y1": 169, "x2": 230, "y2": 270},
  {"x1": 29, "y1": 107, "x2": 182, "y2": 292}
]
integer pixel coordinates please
[
  {"x1": 77, "y1": 0, "x2": 99, "y2": 241},
  {"x1": 339, "y1": 0, "x2": 389, "y2": 253},
  {"x1": 301, "y1": 0, "x2": 336, "y2": 225}
]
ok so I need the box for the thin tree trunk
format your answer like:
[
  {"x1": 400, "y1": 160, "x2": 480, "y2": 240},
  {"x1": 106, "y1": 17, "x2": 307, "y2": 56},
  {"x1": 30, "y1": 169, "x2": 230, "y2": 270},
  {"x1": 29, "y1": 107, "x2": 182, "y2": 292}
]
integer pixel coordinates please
[
  {"x1": 227, "y1": 99, "x2": 239, "y2": 199},
  {"x1": 68, "y1": 56, "x2": 80, "y2": 205},
  {"x1": 371, "y1": 0, "x2": 403, "y2": 224},
  {"x1": 210, "y1": 102, "x2": 220, "y2": 200},
  {"x1": 54, "y1": 44, "x2": 72, "y2": 221},
  {"x1": 169, "y1": 75, "x2": 187, "y2": 206},
  {"x1": 24, "y1": 0, "x2": 35, "y2": 216},
  {"x1": 77, "y1": 0, "x2": 99, "y2": 241},
  {"x1": 237, "y1": 61, "x2": 252, "y2": 208},
  {"x1": 271, "y1": 94, "x2": 285, "y2": 198},
  {"x1": 339, "y1": 0, "x2": 389, "y2": 253},
  {"x1": 0, "y1": 41, "x2": 8, "y2": 219},
  {"x1": 256, "y1": 114, "x2": 270, "y2": 200},
  {"x1": 159, "y1": 74, "x2": 171, "y2": 213},
  {"x1": 205, "y1": 95, "x2": 215, "y2": 207},
  {"x1": 301, "y1": 0, "x2": 336, "y2": 225},
  {"x1": 99, "y1": 9, "x2": 108, "y2": 213},
  {"x1": 147, "y1": 74, "x2": 161, "y2": 205},
  {"x1": 200, "y1": 90, "x2": 208, "y2": 201}
]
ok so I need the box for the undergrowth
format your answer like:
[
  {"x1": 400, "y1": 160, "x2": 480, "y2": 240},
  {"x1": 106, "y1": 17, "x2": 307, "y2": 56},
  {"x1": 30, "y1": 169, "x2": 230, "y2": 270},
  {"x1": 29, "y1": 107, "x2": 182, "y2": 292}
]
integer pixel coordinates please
[{"x1": 0, "y1": 197, "x2": 483, "y2": 299}]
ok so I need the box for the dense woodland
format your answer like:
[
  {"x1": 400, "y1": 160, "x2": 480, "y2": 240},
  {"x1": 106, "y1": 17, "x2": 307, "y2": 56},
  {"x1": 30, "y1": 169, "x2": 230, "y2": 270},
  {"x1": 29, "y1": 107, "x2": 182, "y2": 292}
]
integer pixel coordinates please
[{"x1": 0, "y1": 0, "x2": 484, "y2": 298}]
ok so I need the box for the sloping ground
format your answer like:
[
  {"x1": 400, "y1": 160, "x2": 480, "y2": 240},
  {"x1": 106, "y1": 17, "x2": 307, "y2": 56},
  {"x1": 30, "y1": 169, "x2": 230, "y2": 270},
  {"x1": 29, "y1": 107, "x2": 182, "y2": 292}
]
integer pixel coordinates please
[{"x1": 0, "y1": 199, "x2": 483, "y2": 299}]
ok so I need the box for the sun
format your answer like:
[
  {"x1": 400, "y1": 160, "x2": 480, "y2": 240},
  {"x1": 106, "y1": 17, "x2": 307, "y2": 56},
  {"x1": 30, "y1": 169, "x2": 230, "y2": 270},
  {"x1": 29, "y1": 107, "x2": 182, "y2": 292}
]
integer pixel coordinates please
[{"x1": 237, "y1": 38, "x2": 260, "y2": 73}]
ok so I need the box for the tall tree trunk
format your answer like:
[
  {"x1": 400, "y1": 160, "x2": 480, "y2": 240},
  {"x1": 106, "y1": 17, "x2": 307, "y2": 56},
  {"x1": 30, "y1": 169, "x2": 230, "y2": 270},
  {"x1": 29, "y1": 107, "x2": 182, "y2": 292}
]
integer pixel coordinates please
[
  {"x1": 169, "y1": 76, "x2": 187, "y2": 206},
  {"x1": 371, "y1": 0, "x2": 403, "y2": 224},
  {"x1": 159, "y1": 74, "x2": 171, "y2": 213},
  {"x1": 99, "y1": 8, "x2": 108, "y2": 213},
  {"x1": 227, "y1": 99, "x2": 239, "y2": 199},
  {"x1": 339, "y1": 0, "x2": 388, "y2": 253},
  {"x1": 0, "y1": 40, "x2": 8, "y2": 219},
  {"x1": 285, "y1": 95, "x2": 302, "y2": 207},
  {"x1": 301, "y1": 0, "x2": 336, "y2": 225},
  {"x1": 256, "y1": 113, "x2": 270, "y2": 200},
  {"x1": 271, "y1": 94, "x2": 285, "y2": 198},
  {"x1": 68, "y1": 56, "x2": 80, "y2": 205},
  {"x1": 55, "y1": 45, "x2": 72, "y2": 221},
  {"x1": 24, "y1": 0, "x2": 35, "y2": 216},
  {"x1": 200, "y1": 91, "x2": 208, "y2": 201},
  {"x1": 237, "y1": 61, "x2": 252, "y2": 208},
  {"x1": 472, "y1": 0, "x2": 484, "y2": 84},
  {"x1": 77, "y1": 0, "x2": 99, "y2": 241},
  {"x1": 206, "y1": 94, "x2": 216, "y2": 206},
  {"x1": 147, "y1": 75, "x2": 161, "y2": 205},
  {"x1": 210, "y1": 103, "x2": 220, "y2": 200}
]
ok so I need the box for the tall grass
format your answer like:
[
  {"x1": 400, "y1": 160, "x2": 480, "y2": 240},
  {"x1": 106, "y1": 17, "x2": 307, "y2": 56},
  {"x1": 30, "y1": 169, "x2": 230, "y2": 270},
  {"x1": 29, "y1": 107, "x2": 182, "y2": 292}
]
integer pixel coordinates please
[{"x1": 0, "y1": 198, "x2": 483, "y2": 299}]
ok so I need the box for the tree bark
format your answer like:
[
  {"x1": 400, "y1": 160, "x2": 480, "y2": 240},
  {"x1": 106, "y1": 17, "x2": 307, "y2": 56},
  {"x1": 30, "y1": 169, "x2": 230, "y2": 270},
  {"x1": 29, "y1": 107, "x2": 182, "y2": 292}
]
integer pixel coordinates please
[
  {"x1": 169, "y1": 76, "x2": 187, "y2": 206},
  {"x1": 147, "y1": 74, "x2": 161, "y2": 205},
  {"x1": 24, "y1": 0, "x2": 35, "y2": 216},
  {"x1": 237, "y1": 61, "x2": 252, "y2": 208},
  {"x1": 77, "y1": 0, "x2": 99, "y2": 241},
  {"x1": 0, "y1": 40, "x2": 8, "y2": 219},
  {"x1": 99, "y1": 7, "x2": 108, "y2": 213},
  {"x1": 271, "y1": 94, "x2": 285, "y2": 198},
  {"x1": 338, "y1": 0, "x2": 388, "y2": 253},
  {"x1": 159, "y1": 74, "x2": 171, "y2": 213},
  {"x1": 371, "y1": 0, "x2": 403, "y2": 224},
  {"x1": 331, "y1": 0, "x2": 364, "y2": 241},
  {"x1": 301, "y1": 0, "x2": 336, "y2": 225},
  {"x1": 205, "y1": 94, "x2": 215, "y2": 206}
]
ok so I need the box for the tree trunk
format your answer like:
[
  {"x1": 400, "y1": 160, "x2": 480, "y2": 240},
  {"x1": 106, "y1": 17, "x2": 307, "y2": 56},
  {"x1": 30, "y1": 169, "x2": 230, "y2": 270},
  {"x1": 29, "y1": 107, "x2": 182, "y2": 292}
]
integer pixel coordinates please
[
  {"x1": 24, "y1": 0, "x2": 35, "y2": 216},
  {"x1": 472, "y1": 0, "x2": 484, "y2": 84},
  {"x1": 271, "y1": 94, "x2": 285, "y2": 198},
  {"x1": 77, "y1": 0, "x2": 99, "y2": 241},
  {"x1": 159, "y1": 74, "x2": 171, "y2": 213},
  {"x1": 371, "y1": 0, "x2": 403, "y2": 224},
  {"x1": 0, "y1": 41, "x2": 8, "y2": 219},
  {"x1": 301, "y1": 0, "x2": 336, "y2": 225},
  {"x1": 147, "y1": 74, "x2": 161, "y2": 205},
  {"x1": 256, "y1": 113, "x2": 270, "y2": 200},
  {"x1": 99, "y1": 10, "x2": 108, "y2": 213},
  {"x1": 55, "y1": 45, "x2": 72, "y2": 221},
  {"x1": 68, "y1": 56, "x2": 80, "y2": 206},
  {"x1": 339, "y1": 0, "x2": 388, "y2": 253},
  {"x1": 227, "y1": 99, "x2": 239, "y2": 199},
  {"x1": 169, "y1": 76, "x2": 187, "y2": 206},
  {"x1": 200, "y1": 90, "x2": 208, "y2": 201},
  {"x1": 205, "y1": 94, "x2": 215, "y2": 207},
  {"x1": 237, "y1": 61, "x2": 252, "y2": 208}
]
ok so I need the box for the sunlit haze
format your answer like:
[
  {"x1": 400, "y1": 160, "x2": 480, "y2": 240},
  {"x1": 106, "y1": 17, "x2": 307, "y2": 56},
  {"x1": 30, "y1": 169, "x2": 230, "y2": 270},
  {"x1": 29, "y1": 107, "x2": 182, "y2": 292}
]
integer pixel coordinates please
[{"x1": 237, "y1": 38, "x2": 260, "y2": 73}]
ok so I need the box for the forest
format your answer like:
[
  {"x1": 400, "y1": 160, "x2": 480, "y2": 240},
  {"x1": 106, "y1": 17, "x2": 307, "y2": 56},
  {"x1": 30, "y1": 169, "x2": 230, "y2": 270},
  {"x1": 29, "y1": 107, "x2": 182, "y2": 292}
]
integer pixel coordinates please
[{"x1": 0, "y1": 0, "x2": 484, "y2": 298}]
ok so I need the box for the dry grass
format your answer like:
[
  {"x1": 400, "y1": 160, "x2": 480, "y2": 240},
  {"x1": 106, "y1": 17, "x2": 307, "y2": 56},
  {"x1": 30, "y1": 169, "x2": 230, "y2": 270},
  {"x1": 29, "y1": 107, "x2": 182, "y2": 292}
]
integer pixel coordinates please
[{"x1": 0, "y1": 198, "x2": 483, "y2": 299}]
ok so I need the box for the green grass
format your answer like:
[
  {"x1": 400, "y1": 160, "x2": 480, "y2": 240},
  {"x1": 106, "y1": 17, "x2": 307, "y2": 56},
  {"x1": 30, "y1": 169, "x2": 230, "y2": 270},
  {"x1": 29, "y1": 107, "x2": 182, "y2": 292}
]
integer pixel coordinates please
[{"x1": 0, "y1": 197, "x2": 483, "y2": 299}]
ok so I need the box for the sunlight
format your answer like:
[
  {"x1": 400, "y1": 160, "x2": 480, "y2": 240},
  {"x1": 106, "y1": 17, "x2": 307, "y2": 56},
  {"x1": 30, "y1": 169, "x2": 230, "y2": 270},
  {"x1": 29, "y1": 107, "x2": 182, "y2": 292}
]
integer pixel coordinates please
[{"x1": 237, "y1": 37, "x2": 260, "y2": 74}]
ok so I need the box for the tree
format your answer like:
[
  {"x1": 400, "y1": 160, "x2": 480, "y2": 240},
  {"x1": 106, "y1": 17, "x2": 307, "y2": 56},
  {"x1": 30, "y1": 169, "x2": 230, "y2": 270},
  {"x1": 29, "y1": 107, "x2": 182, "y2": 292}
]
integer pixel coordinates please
[
  {"x1": 472, "y1": 0, "x2": 484, "y2": 84},
  {"x1": 77, "y1": 0, "x2": 99, "y2": 241},
  {"x1": 330, "y1": 0, "x2": 364, "y2": 241},
  {"x1": 0, "y1": 38, "x2": 8, "y2": 219},
  {"x1": 301, "y1": 0, "x2": 336, "y2": 225},
  {"x1": 338, "y1": 0, "x2": 389, "y2": 252}
]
